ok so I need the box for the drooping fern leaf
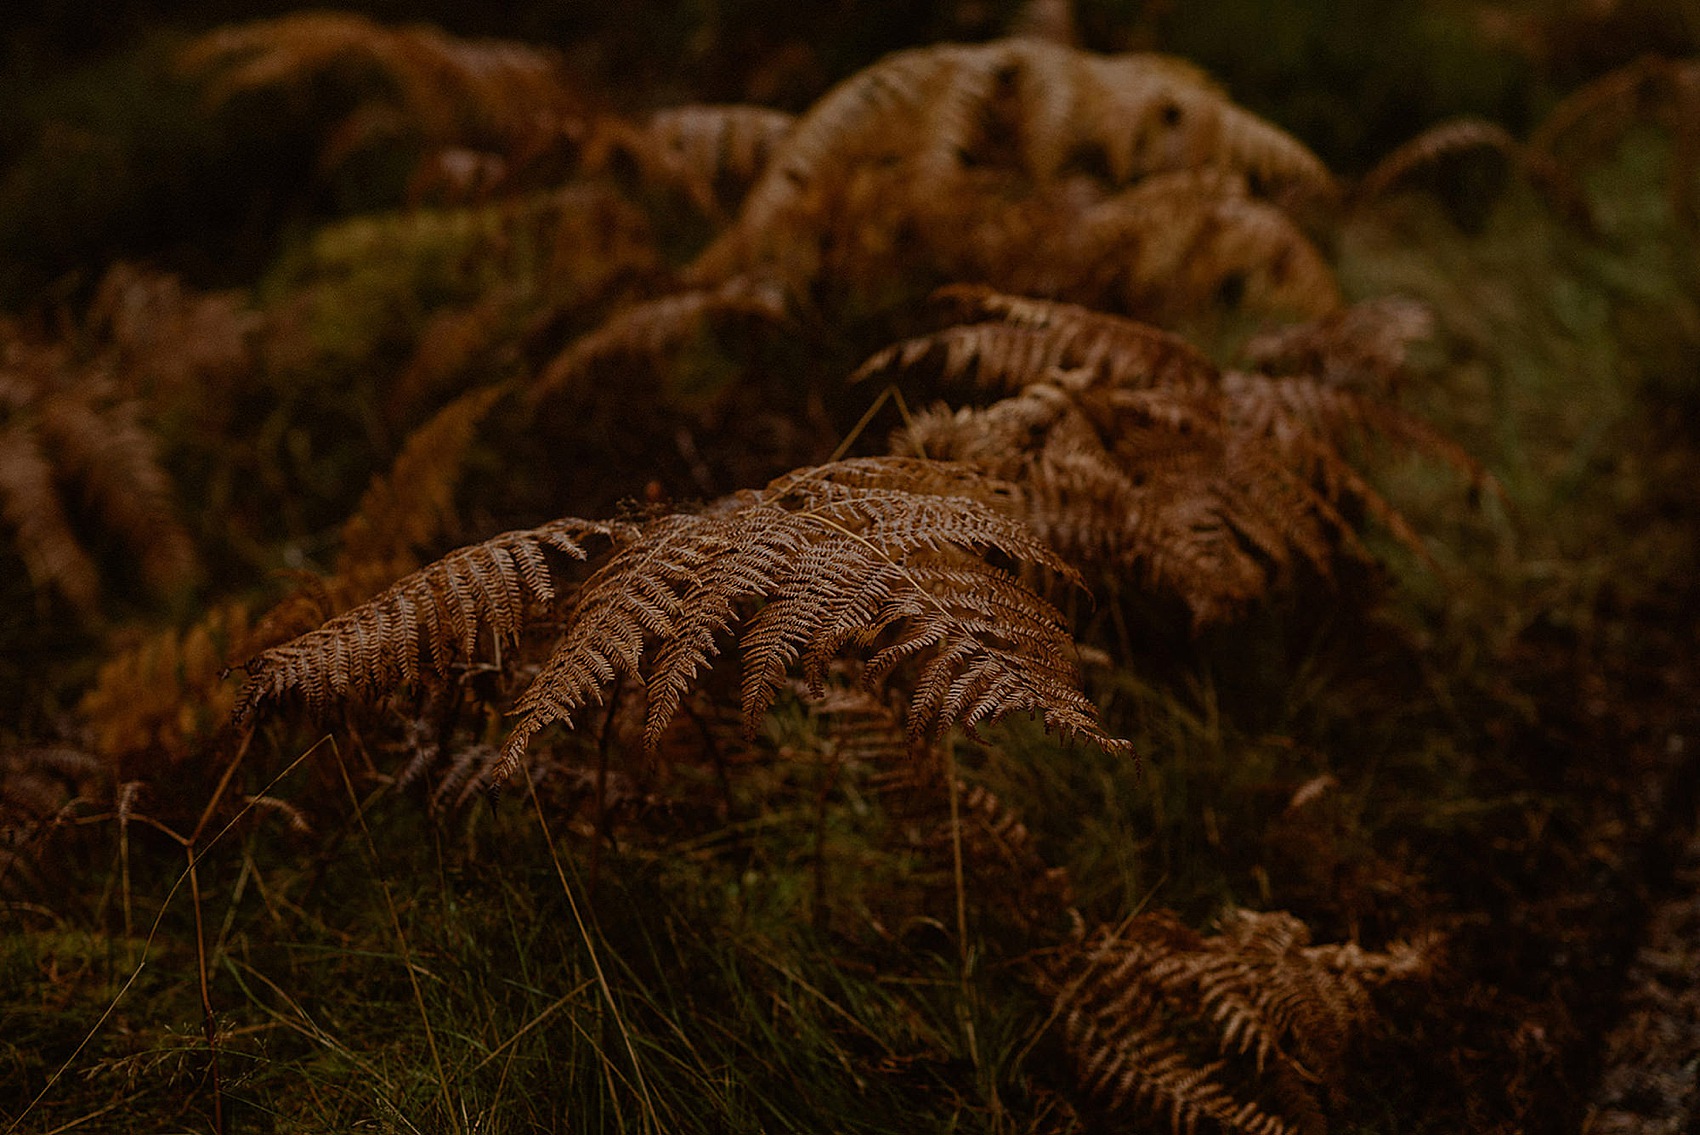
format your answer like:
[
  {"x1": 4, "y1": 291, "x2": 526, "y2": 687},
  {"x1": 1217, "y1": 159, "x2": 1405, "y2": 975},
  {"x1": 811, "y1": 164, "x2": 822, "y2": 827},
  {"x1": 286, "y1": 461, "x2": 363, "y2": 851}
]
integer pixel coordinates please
[
  {"x1": 237, "y1": 458, "x2": 1130, "y2": 783},
  {"x1": 498, "y1": 457, "x2": 1125, "y2": 779},
  {"x1": 236, "y1": 519, "x2": 627, "y2": 722},
  {"x1": 1, "y1": 322, "x2": 197, "y2": 613},
  {"x1": 853, "y1": 283, "x2": 1218, "y2": 394},
  {"x1": 587, "y1": 106, "x2": 797, "y2": 220},
  {"x1": 180, "y1": 12, "x2": 588, "y2": 173},
  {"x1": 679, "y1": 39, "x2": 1337, "y2": 324},
  {"x1": 877, "y1": 290, "x2": 1479, "y2": 622},
  {"x1": 1050, "y1": 909, "x2": 1437, "y2": 1135}
]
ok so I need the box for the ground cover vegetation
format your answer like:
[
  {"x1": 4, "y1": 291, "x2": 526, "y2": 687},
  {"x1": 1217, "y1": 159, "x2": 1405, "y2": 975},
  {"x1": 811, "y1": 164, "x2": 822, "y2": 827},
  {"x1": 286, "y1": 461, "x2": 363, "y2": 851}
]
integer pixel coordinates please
[{"x1": 3, "y1": 1, "x2": 1699, "y2": 1131}]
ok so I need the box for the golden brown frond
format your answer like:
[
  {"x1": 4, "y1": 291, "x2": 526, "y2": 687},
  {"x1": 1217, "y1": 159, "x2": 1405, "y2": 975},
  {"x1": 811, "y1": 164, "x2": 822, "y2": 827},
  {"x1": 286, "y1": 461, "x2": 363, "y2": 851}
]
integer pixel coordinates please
[
  {"x1": 875, "y1": 750, "x2": 1076, "y2": 933},
  {"x1": 34, "y1": 381, "x2": 198, "y2": 596},
  {"x1": 1356, "y1": 117, "x2": 1520, "y2": 204},
  {"x1": 1050, "y1": 909, "x2": 1437, "y2": 1134},
  {"x1": 852, "y1": 285, "x2": 1217, "y2": 393},
  {"x1": 530, "y1": 276, "x2": 788, "y2": 403},
  {"x1": 894, "y1": 359, "x2": 1340, "y2": 625},
  {"x1": 79, "y1": 602, "x2": 252, "y2": 774},
  {"x1": 236, "y1": 519, "x2": 625, "y2": 723},
  {"x1": 0, "y1": 325, "x2": 197, "y2": 611},
  {"x1": 589, "y1": 106, "x2": 796, "y2": 219},
  {"x1": 1525, "y1": 56, "x2": 1700, "y2": 227},
  {"x1": 0, "y1": 418, "x2": 101, "y2": 612},
  {"x1": 1057, "y1": 171, "x2": 1341, "y2": 321},
  {"x1": 180, "y1": 12, "x2": 588, "y2": 167},
  {"x1": 336, "y1": 384, "x2": 507, "y2": 591},
  {"x1": 729, "y1": 38, "x2": 1331, "y2": 245},
  {"x1": 237, "y1": 457, "x2": 1129, "y2": 785},
  {"x1": 881, "y1": 294, "x2": 1474, "y2": 621},
  {"x1": 500, "y1": 457, "x2": 1122, "y2": 779},
  {"x1": 680, "y1": 40, "x2": 1335, "y2": 324}
]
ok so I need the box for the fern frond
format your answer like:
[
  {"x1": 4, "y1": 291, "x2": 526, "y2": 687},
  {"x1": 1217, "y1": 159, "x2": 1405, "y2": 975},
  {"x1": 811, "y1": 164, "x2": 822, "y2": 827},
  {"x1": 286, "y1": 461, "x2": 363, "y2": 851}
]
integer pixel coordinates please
[
  {"x1": 180, "y1": 12, "x2": 587, "y2": 166},
  {"x1": 1065, "y1": 170, "x2": 1341, "y2": 321},
  {"x1": 236, "y1": 520, "x2": 626, "y2": 723},
  {"x1": 1356, "y1": 117, "x2": 1520, "y2": 203},
  {"x1": 591, "y1": 106, "x2": 796, "y2": 219},
  {"x1": 852, "y1": 285, "x2": 1216, "y2": 394},
  {"x1": 337, "y1": 384, "x2": 507, "y2": 589},
  {"x1": 35, "y1": 381, "x2": 198, "y2": 595},
  {"x1": 685, "y1": 39, "x2": 1334, "y2": 323},
  {"x1": 530, "y1": 277, "x2": 788, "y2": 403},
  {"x1": 0, "y1": 326, "x2": 197, "y2": 611},
  {"x1": 899, "y1": 368, "x2": 1341, "y2": 624},
  {"x1": 731, "y1": 39, "x2": 1331, "y2": 245},
  {"x1": 0, "y1": 419, "x2": 101, "y2": 612},
  {"x1": 1051, "y1": 909, "x2": 1436, "y2": 1134},
  {"x1": 498, "y1": 458, "x2": 1121, "y2": 781},
  {"x1": 880, "y1": 293, "x2": 1476, "y2": 620}
]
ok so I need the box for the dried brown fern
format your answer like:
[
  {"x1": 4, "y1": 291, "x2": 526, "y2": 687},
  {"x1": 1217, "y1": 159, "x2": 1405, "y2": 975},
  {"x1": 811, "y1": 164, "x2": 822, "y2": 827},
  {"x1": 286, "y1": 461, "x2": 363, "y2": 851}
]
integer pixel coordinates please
[
  {"x1": 878, "y1": 291, "x2": 1476, "y2": 622},
  {"x1": 677, "y1": 39, "x2": 1336, "y2": 325},
  {"x1": 718, "y1": 38, "x2": 1332, "y2": 254},
  {"x1": 235, "y1": 518, "x2": 624, "y2": 723},
  {"x1": 887, "y1": 373, "x2": 1292, "y2": 623},
  {"x1": 530, "y1": 276, "x2": 789, "y2": 403},
  {"x1": 962, "y1": 170, "x2": 1340, "y2": 322},
  {"x1": 586, "y1": 106, "x2": 797, "y2": 220},
  {"x1": 1049, "y1": 909, "x2": 1437, "y2": 1134},
  {"x1": 237, "y1": 458, "x2": 1131, "y2": 786},
  {"x1": 180, "y1": 12, "x2": 589, "y2": 174},
  {"x1": 902, "y1": 376, "x2": 1341, "y2": 624},
  {"x1": 0, "y1": 324, "x2": 196, "y2": 613},
  {"x1": 1355, "y1": 117, "x2": 1521, "y2": 205},
  {"x1": 79, "y1": 602, "x2": 253, "y2": 775},
  {"x1": 854, "y1": 283, "x2": 1219, "y2": 393},
  {"x1": 499, "y1": 457, "x2": 1126, "y2": 776}
]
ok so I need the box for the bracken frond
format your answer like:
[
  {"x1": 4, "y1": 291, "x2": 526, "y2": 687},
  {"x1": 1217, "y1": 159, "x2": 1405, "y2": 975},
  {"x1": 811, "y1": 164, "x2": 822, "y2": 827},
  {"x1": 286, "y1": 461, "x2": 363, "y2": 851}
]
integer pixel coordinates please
[
  {"x1": 880, "y1": 292, "x2": 1474, "y2": 622},
  {"x1": 682, "y1": 39, "x2": 1335, "y2": 324},
  {"x1": 236, "y1": 458, "x2": 1129, "y2": 785},
  {"x1": 0, "y1": 323, "x2": 197, "y2": 612},
  {"x1": 497, "y1": 457, "x2": 1124, "y2": 781},
  {"x1": 236, "y1": 519, "x2": 628, "y2": 723},
  {"x1": 1356, "y1": 117, "x2": 1520, "y2": 204},
  {"x1": 727, "y1": 38, "x2": 1331, "y2": 246},
  {"x1": 589, "y1": 106, "x2": 797, "y2": 220},
  {"x1": 336, "y1": 384, "x2": 508, "y2": 590},
  {"x1": 852, "y1": 284, "x2": 1217, "y2": 394},
  {"x1": 529, "y1": 276, "x2": 789, "y2": 403},
  {"x1": 896, "y1": 361, "x2": 1341, "y2": 624},
  {"x1": 1049, "y1": 908, "x2": 1437, "y2": 1134},
  {"x1": 179, "y1": 12, "x2": 588, "y2": 168}
]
